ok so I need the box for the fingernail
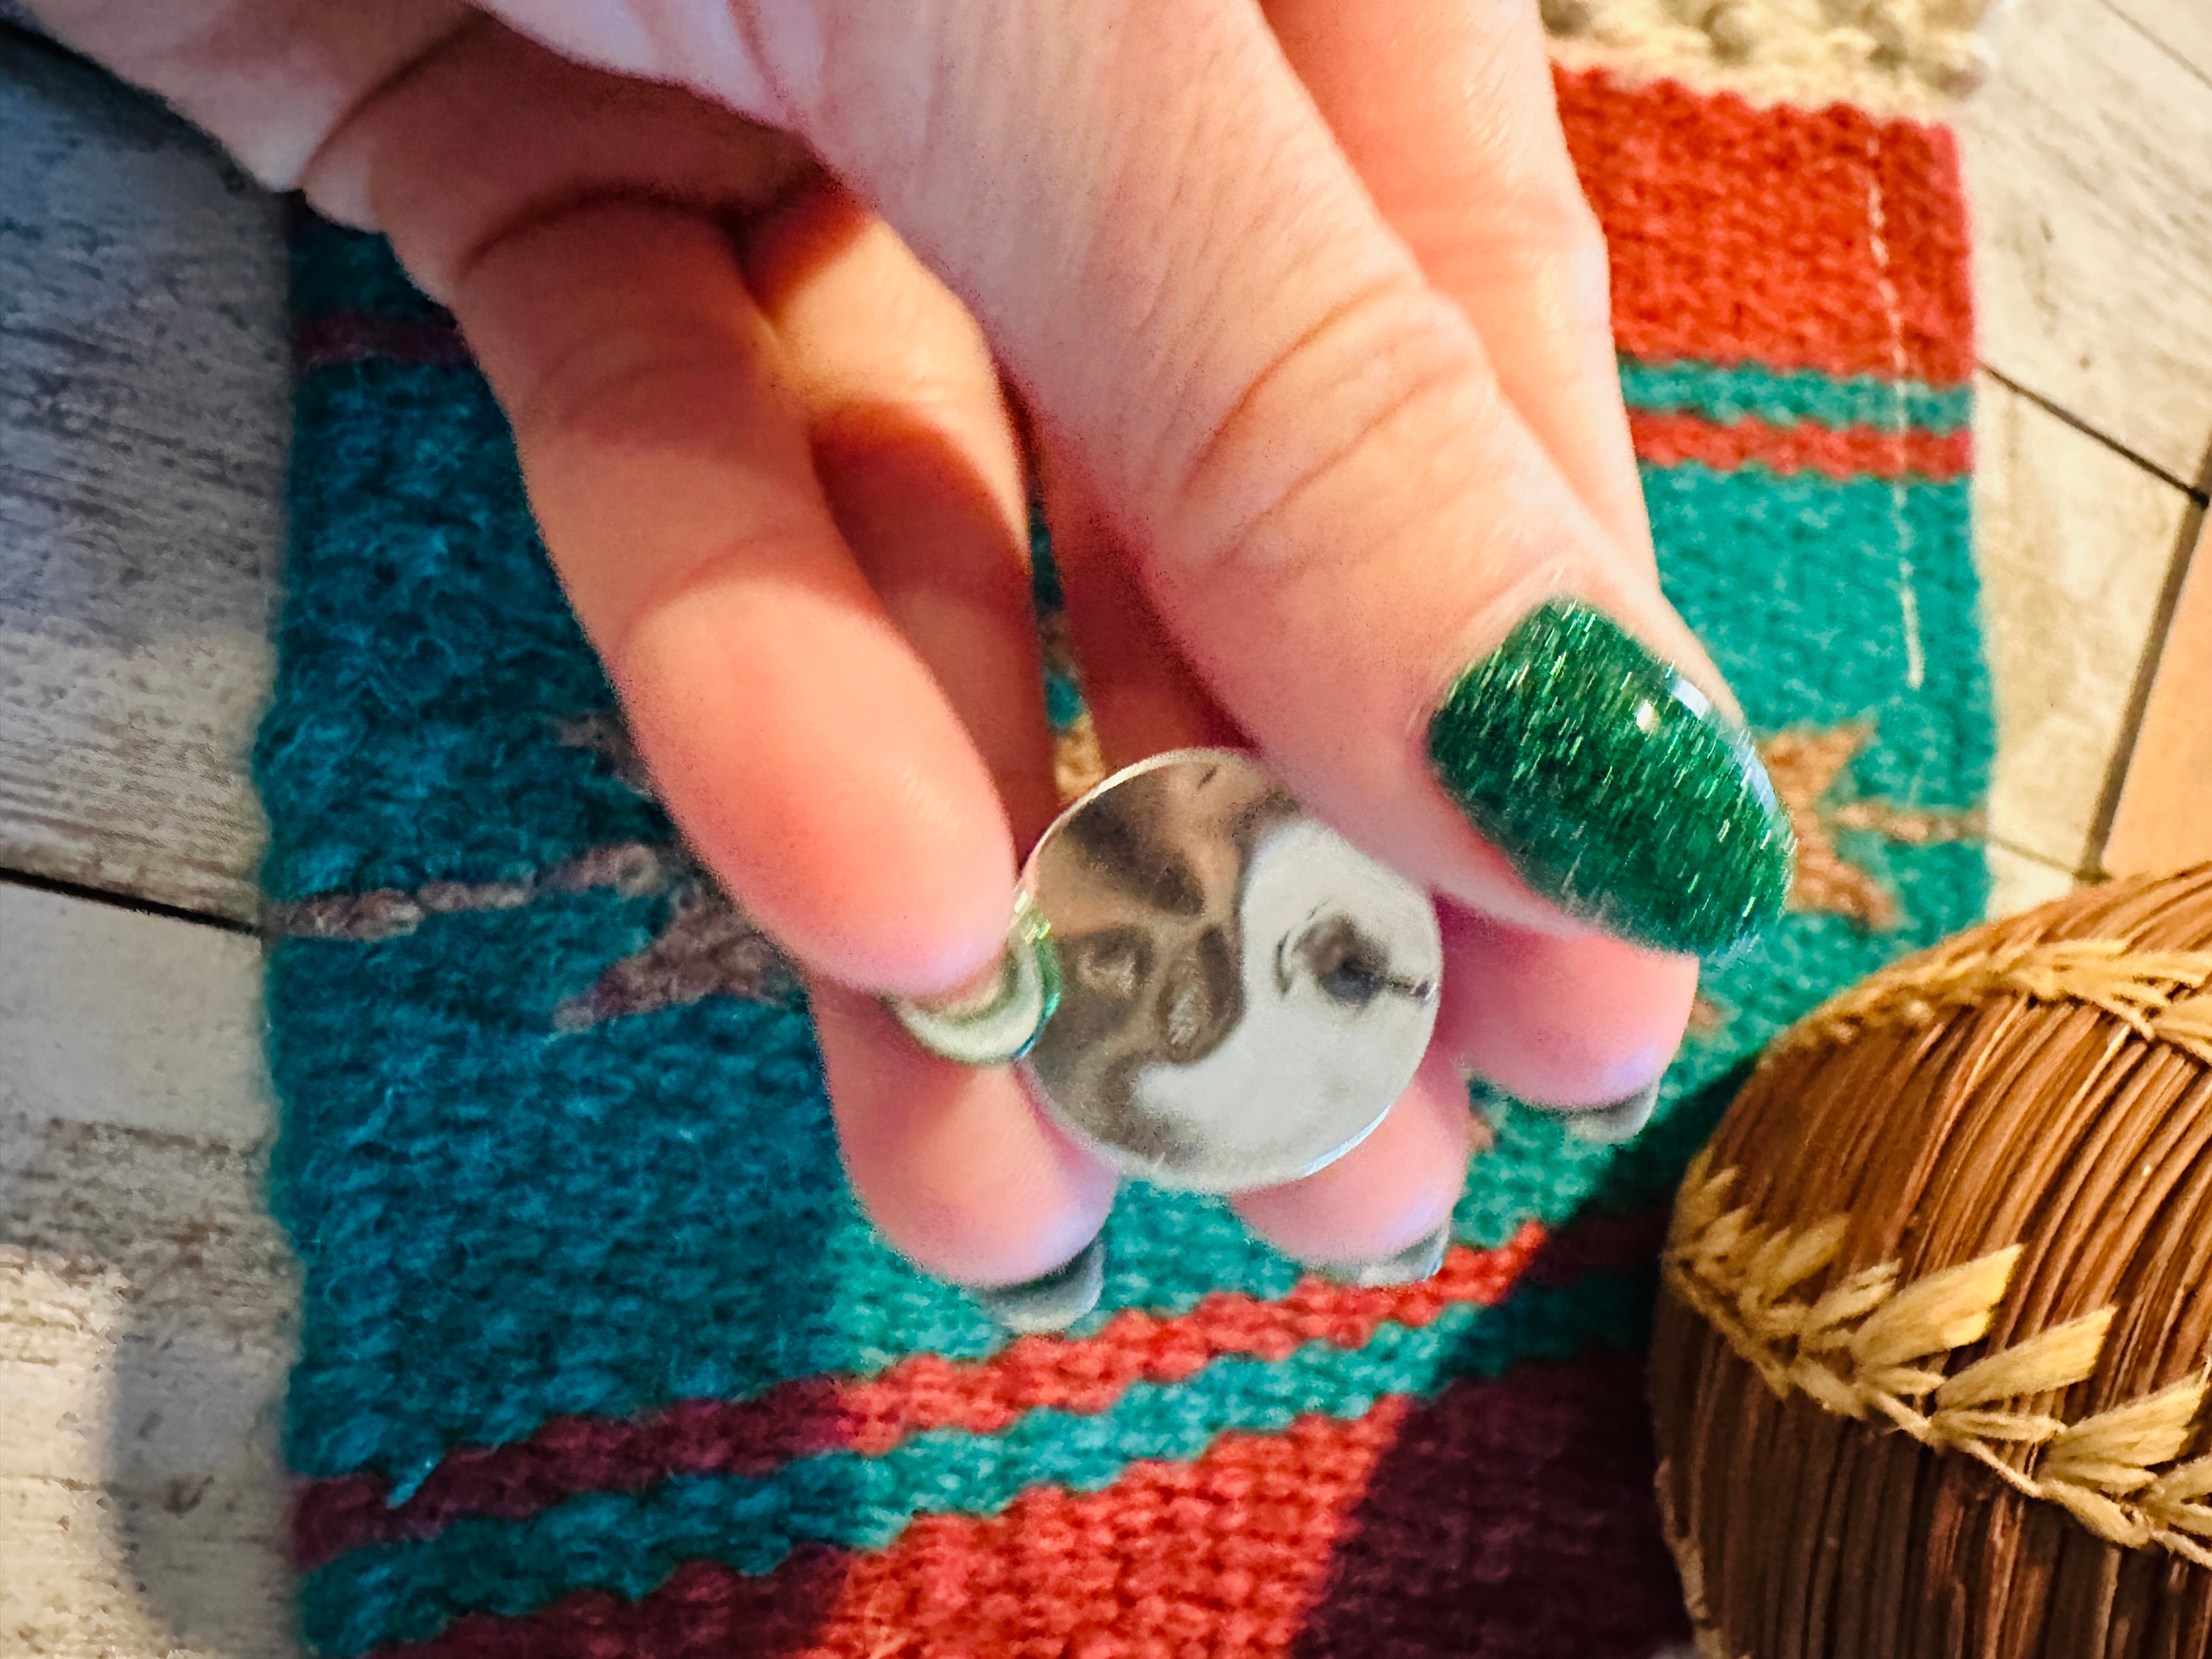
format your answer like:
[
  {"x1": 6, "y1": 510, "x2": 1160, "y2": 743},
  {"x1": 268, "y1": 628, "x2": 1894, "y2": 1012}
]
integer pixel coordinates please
[
  {"x1": 969, "y1": 1234, "x2": 1105, "y2": 1333},
  {"x1": 1426, "y1": 600, "x2": 1795, "y2": 957},
  {"x1": 888, "y1": 892, "x2": 1062, "y2": 1065},
  {"x1": 1302, "y1": 1221, "x2": 1451, "y2": 1289},
  {"x1": 1564, "y1": 1079, "x2": 1663, "y2": 1144}
]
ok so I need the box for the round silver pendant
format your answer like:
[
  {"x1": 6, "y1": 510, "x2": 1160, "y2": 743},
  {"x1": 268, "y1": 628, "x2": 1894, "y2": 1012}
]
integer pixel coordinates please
[{"x1": 1018, "y1": 749, "x2": 1442, "y2": 1193}]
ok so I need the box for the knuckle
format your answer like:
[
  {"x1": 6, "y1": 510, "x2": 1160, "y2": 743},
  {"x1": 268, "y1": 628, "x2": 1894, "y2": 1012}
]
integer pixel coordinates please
[
  {"x1": 1168, "y1": 275, "x2": 1493, "y2": 586},
  {"x1": 1511, "y1": 192, "x2": 1615, "y2": 314},
  {"x1": 496, "y1": 264, "x2": 780, "y2": 451},
  {"x1": 536, "y1": 329, "x2": 752, "y2": 445},
  {"x1": 741, "y1": 0, "x2": 963, "y2": 188}
]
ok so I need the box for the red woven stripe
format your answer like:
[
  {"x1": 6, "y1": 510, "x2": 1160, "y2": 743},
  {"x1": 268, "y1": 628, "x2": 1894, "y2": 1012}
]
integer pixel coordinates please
[
  {"x1": 362, "y1": 1352, "x2": 1686, "y2": 1659},
  {"x1": 293, "y1": 308, "x2": 1967, "y2": 479},
  {"x1": 294, "y1": 1225, "x2": 1543, "y2": 1568},
  {"x1": 364, "y1": 1408, "x2": 1400, "y2": 1659},
  {"x1": 1629, "y1": 409, "x2": 1971, "y2": 479},
  {"x1": 1560, "y1": 69, "x2": 1974, "y2": 383}
]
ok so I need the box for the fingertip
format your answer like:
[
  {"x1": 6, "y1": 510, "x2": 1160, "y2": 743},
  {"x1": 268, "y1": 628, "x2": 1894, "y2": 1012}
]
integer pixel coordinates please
[
  {"x1": 812, "y1": 985, "x2": 1120, "y2": 1286},
  {"x1": 1434, "y1": 901, "x2": 1697, "y2": 1109},
  {"x1": 1231, "y1": 1052, "x2": 1475, "y2": 1265},
  {"x1": 616, "y1": 585, "x2": 1020, "y2": 999}
]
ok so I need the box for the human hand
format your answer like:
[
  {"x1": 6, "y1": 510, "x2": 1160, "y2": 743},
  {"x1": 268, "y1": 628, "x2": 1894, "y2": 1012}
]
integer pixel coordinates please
[{"x1": 36, "y1": 0, "x2": 1790, "y2": 1298}]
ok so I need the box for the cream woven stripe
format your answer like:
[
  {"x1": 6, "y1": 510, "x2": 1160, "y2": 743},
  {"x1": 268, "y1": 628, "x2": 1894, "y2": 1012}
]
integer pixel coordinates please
[
  {"x1": 1666, "y1": 1154, "x2": 2212, "y2": 1564},
  {"x1": 1764, "y1": 941, "x2": 2212, "y2": 1065},
  {"x1": 1544, "y1": 0, "x2": 2001, "y2": 115}
]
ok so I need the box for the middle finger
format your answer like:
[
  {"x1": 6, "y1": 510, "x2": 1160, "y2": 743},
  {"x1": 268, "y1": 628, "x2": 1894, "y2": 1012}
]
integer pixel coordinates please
[
  {"x1": 740, "y1": 184, "x2": 1124, "y2": 1284},
  {"x1": 1265, "y1": 0, "x2": 1653, "y2": 567}
]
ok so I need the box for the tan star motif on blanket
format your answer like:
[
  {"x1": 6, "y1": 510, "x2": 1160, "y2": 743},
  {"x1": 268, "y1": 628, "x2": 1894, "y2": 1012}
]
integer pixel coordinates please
[
  {"x1": 1762, "y1": 723, "x2": 1984, "y2": 931},
  {"x1": 272, "y1": 715, "x2": 1987, "y2": 1034},
  {"x1": 1686, "y1": 723, "x2": 1984, "y2": 1040}
]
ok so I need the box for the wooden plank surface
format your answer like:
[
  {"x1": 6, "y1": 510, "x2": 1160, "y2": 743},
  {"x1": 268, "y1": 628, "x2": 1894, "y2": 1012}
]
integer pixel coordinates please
[
  {"x1": 2107, "y1": 0, "x2": 2212, "y2": 84},
  {"x1": 2104, "y1": 517, "x2": 2212, "y2": 876},
  {"x1": 1985, "y1": 842, "x2": 2081, "y2": 919},
  {"x1": 0, "y1": 31, "x2": 284, "y2": 925},
  {"x1": 1, "y1": 7, "x2": 2210, "y2": 1652},
  {"x1": 0, "y1": 881, "x2": 297, "y2": 1659},
  {"x1": 1960, "y1": 0, "x2": 2212, "y2": 487},
  {"x1": 1973, "y1": 374, "x2": 2196, "y2": 876}
]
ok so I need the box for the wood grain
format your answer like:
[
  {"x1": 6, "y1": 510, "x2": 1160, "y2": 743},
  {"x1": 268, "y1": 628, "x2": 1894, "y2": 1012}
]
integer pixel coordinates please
[
  {"x1": 2106, "y1": 0, "x2": 2212, "y2": 86},
  {"x1": 0, "y1": 35, "x2": 284, "y2": 925},
  {"x1": 0, "y1": 881, "x2": 297, "y2": 1659},
  {"x1": 1, "y1": 12, "x2": 2209, "y2": 1650},
  {"x1": 2103, "y1": 517, "x2": 2212, "y2": 876},
  {"x1": 1973, "y1": 375, "x2": 2195, "y2": 875},
  {"x1": 1984, "y1": 842, "x2": 2081, "y2": 920},
  {"x1": 1960, "y1": 0, "x2": 2212, "y2": 486}
]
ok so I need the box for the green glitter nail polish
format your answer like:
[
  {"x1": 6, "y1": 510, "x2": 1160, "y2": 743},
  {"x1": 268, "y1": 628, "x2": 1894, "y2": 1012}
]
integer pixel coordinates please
[{"x1": 1425, "y1": 600, "x2": 1795, "y2": 957}]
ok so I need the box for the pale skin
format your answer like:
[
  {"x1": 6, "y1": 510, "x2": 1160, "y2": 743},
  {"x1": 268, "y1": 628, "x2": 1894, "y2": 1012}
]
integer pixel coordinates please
[{"x1": 32, "y1": 0, "x2": 1711, "y2": 1284}]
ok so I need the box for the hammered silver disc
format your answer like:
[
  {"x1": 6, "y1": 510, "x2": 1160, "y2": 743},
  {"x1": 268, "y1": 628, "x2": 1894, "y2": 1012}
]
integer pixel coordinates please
[{"x1": 1019, "y1": 749, "x2": 1442, "y2": 1193}]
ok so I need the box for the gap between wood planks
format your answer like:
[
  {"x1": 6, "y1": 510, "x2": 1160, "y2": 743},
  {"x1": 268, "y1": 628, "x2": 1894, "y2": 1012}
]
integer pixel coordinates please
[
  {"x1": 0, "y1": 866, "x2": 256, "y2": 939},
  {"x1": 1982, "y1": 366, "x2": 2210, "y2": 509},
  {"x1": 2102, "y1": 0, "x2": 2212, "y2": 93}
]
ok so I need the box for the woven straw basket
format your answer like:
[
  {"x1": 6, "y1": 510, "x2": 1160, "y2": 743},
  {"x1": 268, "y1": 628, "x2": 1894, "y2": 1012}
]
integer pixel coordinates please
[{"x1": 1653, "y1": 864, "x2": 2212, "y2": 1657}]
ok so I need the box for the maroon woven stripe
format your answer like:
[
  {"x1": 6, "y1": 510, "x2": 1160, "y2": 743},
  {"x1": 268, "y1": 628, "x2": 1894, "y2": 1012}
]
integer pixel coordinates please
[
  {"x1": 1525, "y1": 1206, "x2": 1669, "y2": 1286},
  {"x1": 356, "y1": 1351, "x2": 1686, "y2": 1659},
  {"x1": 293, "y1": 1224, "x2": 1550, "y2": 1570},
  {"x1": 295, "y1": 314, "x2": 471, "y2": 371}
]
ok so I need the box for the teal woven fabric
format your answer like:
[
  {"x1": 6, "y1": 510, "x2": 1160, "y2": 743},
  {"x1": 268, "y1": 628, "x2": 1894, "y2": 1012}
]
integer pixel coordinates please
[{"x1": 262, "y1": 65, "x2": 1991, "y2": 1659}]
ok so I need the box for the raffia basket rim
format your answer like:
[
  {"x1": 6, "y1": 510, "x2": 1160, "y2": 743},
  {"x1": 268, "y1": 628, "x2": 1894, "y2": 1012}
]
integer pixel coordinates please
[{"x1": 1662, "y1": 865, "x2": 2212, "y2": 1572}]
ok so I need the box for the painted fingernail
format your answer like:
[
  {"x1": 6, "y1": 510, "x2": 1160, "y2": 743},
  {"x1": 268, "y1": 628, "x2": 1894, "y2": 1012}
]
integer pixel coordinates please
[
  {"x1": 969, "y1": 1234, "x2": 1105, "y2": 1333},
  {"x1": 888, "y1": 892, "x2": 1062, "y2": 1065},
  {"x1": 1564, "y1": 1079, "x2": 1663, "y2": 1144},
  {"x1": 1426, "y1": 600, "x2": 1794, "y2": 957},
  {"x1": 1302, "y1": 1221, "x2": 1451, "y2": 1289}
]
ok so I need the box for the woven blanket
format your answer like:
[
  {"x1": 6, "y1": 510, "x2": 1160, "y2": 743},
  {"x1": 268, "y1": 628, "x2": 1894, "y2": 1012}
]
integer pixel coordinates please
[{"x1": 259, "y1": 15, "x2": 1993, "y2": 1656}]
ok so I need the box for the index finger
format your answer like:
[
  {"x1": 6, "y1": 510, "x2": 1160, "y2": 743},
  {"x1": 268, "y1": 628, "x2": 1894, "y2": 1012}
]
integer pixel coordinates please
[
  {"x1": 483, "y1": 0, "x2": 1794, "y2": 956},
  {"x1": 810, "y1": 0, "x2": 1790, "y2": 954}
]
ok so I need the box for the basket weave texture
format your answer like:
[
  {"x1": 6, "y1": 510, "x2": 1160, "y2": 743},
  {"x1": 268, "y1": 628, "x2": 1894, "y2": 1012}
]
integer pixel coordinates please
[{"x1": 1655, "y1": 865, "x2": 2212, "y2": 1659}]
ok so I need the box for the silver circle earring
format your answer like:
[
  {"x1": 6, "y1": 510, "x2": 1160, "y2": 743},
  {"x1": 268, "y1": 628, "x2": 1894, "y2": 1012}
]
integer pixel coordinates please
[
  {"x1": 890, "y1": 748, "x2": 1443, "y2": 1195},
  {"x1": 888, "y1": 889, "x2": 1062, "y2": 1066}
]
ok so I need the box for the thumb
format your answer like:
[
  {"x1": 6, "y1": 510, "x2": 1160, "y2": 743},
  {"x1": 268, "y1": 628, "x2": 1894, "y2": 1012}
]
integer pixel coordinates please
[{"x1": 504, "y1": 0, "x2": 1795, "y2": 955}]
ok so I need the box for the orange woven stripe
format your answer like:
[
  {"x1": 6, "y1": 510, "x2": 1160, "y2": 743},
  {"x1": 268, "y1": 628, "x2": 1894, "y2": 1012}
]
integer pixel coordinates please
[
  {"x1": 837, "y1": 1228, "x2": 1544, "y2": 1437},
  {"x1": 1560, "y1": 68, "x2": 1974, "y2": 382},
  {"x1": 369, "y1": 1406, "x2": 1406, "y2": 1659},
  {"x1": 807, "y1": 1407, "x2": 1403, "y2": 1655},
  {"x1": 361, "y1": 1348, "x2": 1694, "y2": 1658}
]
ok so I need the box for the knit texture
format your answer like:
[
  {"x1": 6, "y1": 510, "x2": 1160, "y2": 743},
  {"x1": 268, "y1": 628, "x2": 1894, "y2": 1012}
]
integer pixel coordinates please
[{"x1": 259, "y1": 59, "x2": 1990, "y2": 1658}]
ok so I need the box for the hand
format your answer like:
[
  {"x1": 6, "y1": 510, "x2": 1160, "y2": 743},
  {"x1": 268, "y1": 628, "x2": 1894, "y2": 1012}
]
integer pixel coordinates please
[{"x1": 37, "y1": 0, "x2": 1786, "y2": 1290}]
